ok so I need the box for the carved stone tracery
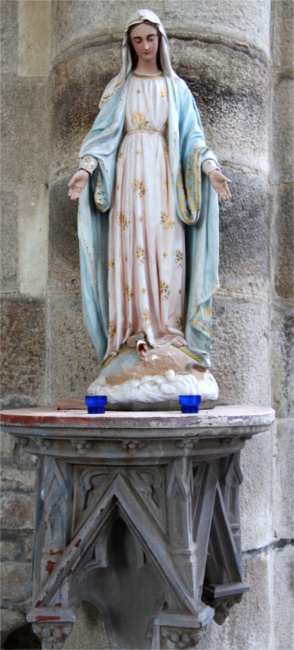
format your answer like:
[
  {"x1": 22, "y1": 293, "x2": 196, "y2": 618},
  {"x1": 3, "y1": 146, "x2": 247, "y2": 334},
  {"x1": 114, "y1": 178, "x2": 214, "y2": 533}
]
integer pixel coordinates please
[{"x1": 0, "y1": 406, "x2": 275, "y2": 649}]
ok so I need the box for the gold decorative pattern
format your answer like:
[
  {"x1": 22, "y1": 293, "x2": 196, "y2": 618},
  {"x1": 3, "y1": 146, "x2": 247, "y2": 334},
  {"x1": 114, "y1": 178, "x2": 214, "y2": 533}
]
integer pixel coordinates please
[
  {"x1": 136, "y1": 150, "x2": 142, "y2": 155},
  {"x1": 163, "y1": 252, "x2": 168, "y2": 258},
  {"x1": 109, "y1": 259, "x2": 115, "y2": 269},
  {"x1": 94, "y1": 173, "x2": 106, "y2": 209},
  {"x1": 160, "y1": 88, "x2": 168, "y2": 100},
  {"x1": 131, "y1": 111, "x2": 149, "y2": 129},
  {"x1": 141, "y1": 288, "x2": 146, "y2": 294},
  {"x1": 81, "y1": 155, "x2": 96, "y2": 173},
  {"x1": 109, "y1": 321, "x2": 117, "y2": 337},
  {"x1": 137, "y1": 216, "x2": 143, "y2": 222},
  {"x1": 160, "y1": 211, "x2": 174, "y2": 229},
  {"x1": 160, "y1": 281, "x2": 170, "y2": 300},
  {"x1": 177, "y1": 147, "x2": 206, "y2": 224},
  {"x1": 124, "y1": 284, "x2": 134, "y2": 300},
  {"x1": 118, "y1": 152, "x2": 124, "y2": 159},
  {"x1": 143, "y1": 308, "x2": 151, "y2": 325},
  {"x1": 117, "y1": 212, "x2": 130, "y2": 229},
  {"x1": 134, "y1": 179, "x2": 147, "y2": 197},
  {"x1": 136, "y1": 245, "x2": 145, "y2": 264},
  {"x1": 190, "y1": 319, "x2": 211, "y2": 337},
  {"x1": 132, "y1": 71, "x2": 164, "y2": 79},
  {"x1": 175, "y1": 249, "x2": 183, "y2": 268},
  {"x1": 117, "y1": 184, "x2": 121, "y2": 190},
  {"x1": 99, "y1": 90, "x2": 115, "y2": 109},
  {"x1": 176, "y1": 316, "x2": 184, "y2": 330}
]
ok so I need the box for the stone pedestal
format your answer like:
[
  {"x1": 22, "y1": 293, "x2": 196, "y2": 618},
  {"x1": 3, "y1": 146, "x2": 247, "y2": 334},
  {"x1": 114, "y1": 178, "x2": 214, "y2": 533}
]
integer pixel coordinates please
[{"x1": 0, "y1": 405, "x2": 274, "y2": 650}]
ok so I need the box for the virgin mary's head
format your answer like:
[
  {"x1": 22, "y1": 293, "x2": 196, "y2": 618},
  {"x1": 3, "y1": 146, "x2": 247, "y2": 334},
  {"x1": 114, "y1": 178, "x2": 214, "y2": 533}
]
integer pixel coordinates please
[
  {"x1": 120, "y1": 10, "x2": 174, "y2": 81},
  {"x1": 127, "y1": 20, "x2": 162, "y2": 70}
]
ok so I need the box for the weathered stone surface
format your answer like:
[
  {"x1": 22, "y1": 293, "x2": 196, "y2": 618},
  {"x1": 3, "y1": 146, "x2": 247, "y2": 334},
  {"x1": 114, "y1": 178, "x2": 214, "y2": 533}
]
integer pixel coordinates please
[
  {"x1": 273, "y1": 544, "x2": 294, "y2": 650},
  {"x1": 272, "y1": 77, "x2": 294, "y2": 183},
  {"x1": 1, "y1": 465, "x2": 37, "y2": 492},
  {"x1": 218, "y1": 169, "x2": 269, "y2": 296},
  {"x1": 0, "y1": 0, "x2": 19, "y2": 75},
  {"x1": 1, "y1": 562, "x2": 32, "y2": 606},
  {"x1": 272, "y1": 0, "x2": 294, "y2": 70},
  {"x1": 0, "y1": 189, "x2": 19, "y2": 293},
  {"x1": 0, "y1": 2, "x2": 292, "y2": 648},
  {"x1": 0, "y1": 608, "x2": 26, "y2": 647},
  {"x1": 48, "y1": 296, "x2": 99, "y2": 403},
  {"x1": 63, "y1": 602, "x2": 109, "y2": 649},
  {"x1": 170, "y1": 40, "x2": 270, "y2": 174},
  {"x1": 240, "y1": 429, "x2": 273, "y2": 550},
  {"x1": 0, "y1": 298, "x2": 46, "y2": 407},
  {"x1": 0, "y1": 428, "x2": 16, "y2": 461},
  {"x1": 51, "y1": 0, "x2": 271, "y2": 61},
  {"x1": 165, "y1": 0, "x2": 271, "y2": 54},
  {"x1": 271, "y1": 182, "x2": 294, "y2": 300},
  {"x1": 1, "y1": 77, "x2": 51, "y2": 187},
  {"x1": 1, "y1": 531, "x2": 35, "y2": 563},
  {"x1": 3, "y1": 622, "x2": 41, "y2": 649},
  {"x1": 18, "y1": 0, "x2": 50, "y2": 78},
  {"x1": 23, "y1": 533, "x2": 35, "y2": 562},
  {"x1": 12, "y1": 441, "x2": 38, "y2": 467},
  {"x1": 273, "y1": 421, "x2": 294, "y2": 539},
  {"x1": 198, "y1": 553, "x2": 273, "y2": 650},
  {"x1": 0, "y1": 493, "x2": 36, "y2": 531},
  {"x1": 18, "y1": 185, "x2": 49, "y2": 298},
  {"x1": 211, "y1": 297, "x2": 270, "y2": 406},
  {"x1": 51, "y1": 46, "x2": 121, "y2": 177},
  {"x1": 0, "y1": 534, "x2": 24, "y2": 563},
  {"x1": 48, "y1": 179, "x2": 80, "y2": 291},
  {"x1": 271, "y1": 306, "x2": 294, "y2": 419}
]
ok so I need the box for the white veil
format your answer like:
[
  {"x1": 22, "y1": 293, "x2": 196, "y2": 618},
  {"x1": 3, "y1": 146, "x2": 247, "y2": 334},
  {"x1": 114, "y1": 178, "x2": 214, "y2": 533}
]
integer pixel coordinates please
[
  {"x1": 120, "y1": 9, "x2": 175, "y2": 80},
  {"x1": 99, "y1": 10, "x2": 176, "y2": 105}
]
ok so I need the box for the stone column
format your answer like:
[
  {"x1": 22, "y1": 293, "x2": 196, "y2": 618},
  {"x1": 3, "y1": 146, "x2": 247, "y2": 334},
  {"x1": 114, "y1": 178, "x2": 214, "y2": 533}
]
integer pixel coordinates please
[
  {"x1": 48, "y1": 2, "x2": 275, "y2": 648},
  {"x1": 1, "y1": 1, "x2": 293, "y2": 648},
  {"x1": 270, "y1": 1, "x2": 294, "y2": 647}
]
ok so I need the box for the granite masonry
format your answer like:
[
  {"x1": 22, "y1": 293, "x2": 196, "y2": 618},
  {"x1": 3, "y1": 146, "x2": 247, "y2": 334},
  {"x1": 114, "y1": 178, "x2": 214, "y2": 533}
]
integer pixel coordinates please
[{"x1": 0, "y1": 1, "x2": 293, "y2": 648}]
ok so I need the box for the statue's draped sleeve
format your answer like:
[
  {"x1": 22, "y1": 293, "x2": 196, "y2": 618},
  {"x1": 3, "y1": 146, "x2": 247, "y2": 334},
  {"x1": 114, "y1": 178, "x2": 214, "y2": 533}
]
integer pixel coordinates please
[
  {"x1": 78, "y1": 78, "x2": 128, "y2": 362},
  {"x1": 166, "y1": 77, "x2": 220, "y2": 367}
]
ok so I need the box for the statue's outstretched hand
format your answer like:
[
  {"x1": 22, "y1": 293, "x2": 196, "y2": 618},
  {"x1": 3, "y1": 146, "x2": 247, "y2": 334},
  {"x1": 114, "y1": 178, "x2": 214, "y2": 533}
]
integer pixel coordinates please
[
  {"x1": 209, "y1": 170, "x2": 231, "y2": 200},
  {"x1": 68, "y1": 170, "x2": 89, "y2": 201}
]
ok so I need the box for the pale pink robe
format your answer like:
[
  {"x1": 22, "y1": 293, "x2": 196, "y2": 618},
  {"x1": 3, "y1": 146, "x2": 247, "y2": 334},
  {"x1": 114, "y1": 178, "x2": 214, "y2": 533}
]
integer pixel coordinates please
[{"x1": 105, "y1": 72, "x2": 186, "y2": 359}]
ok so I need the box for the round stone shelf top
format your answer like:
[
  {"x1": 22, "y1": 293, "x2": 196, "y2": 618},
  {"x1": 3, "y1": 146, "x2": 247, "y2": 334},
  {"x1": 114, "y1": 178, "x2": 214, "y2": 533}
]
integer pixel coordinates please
[{"x1": 0, "y1": 404, "x2": 275, "y2": 432}]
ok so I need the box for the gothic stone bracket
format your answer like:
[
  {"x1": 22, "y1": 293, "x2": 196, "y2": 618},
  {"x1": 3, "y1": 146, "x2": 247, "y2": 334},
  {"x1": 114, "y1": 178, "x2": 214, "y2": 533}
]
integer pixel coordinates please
[{"x1": 0, "y1": 405, "x2": 275, "y2": 649}]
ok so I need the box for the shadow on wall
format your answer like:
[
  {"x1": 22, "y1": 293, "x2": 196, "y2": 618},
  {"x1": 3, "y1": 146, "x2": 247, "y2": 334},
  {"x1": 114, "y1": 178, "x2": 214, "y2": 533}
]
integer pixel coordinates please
[{"x1": 3, "y1": 623, "x2": 41, "y2": 649}]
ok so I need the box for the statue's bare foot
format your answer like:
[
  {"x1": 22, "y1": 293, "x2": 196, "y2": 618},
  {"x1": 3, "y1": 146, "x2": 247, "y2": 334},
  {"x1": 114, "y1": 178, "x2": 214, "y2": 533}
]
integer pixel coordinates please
[
  {"x1": 172, "y1": 337, "x2": 187, "y2": 348},
  {"x1": 127, "y1": 331, "x2": 146, "y2": 348}
]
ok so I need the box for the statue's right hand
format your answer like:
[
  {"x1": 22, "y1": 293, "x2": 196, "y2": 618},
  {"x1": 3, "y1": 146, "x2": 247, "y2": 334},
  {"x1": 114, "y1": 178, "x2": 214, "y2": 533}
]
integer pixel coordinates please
[{"x1": 68, "y1": 170, "x2": 89, "y2": 201}]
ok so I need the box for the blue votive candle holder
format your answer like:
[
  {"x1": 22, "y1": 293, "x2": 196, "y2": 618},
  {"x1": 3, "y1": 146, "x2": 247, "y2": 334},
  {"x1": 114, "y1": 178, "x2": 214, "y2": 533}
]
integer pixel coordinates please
[
  {"x1": 179, "y1": 395, "x2": 201, "y2": 414},
  {"x1": 85, "y1": 395, "x2": 107, "y2": 414}
]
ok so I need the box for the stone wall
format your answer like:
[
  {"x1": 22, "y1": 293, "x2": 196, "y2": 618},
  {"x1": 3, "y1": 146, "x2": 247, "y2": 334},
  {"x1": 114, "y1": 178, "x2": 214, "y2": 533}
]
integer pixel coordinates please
[{"x1": 0, "y1": 1, "x2": 293, "y2": 648}]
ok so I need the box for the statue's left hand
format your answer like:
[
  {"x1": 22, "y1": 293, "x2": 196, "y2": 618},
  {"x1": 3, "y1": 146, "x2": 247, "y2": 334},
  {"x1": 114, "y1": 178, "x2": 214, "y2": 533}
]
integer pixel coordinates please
[{"x1": 209, "y1": 170, "x2": 231, "y2": 200}]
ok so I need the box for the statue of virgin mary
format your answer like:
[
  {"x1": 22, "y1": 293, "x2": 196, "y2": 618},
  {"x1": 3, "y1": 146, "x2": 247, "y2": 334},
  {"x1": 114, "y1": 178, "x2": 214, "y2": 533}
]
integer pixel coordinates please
[{"x1": 68, "y1": 10, "x2": 231, "y2": 409}]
